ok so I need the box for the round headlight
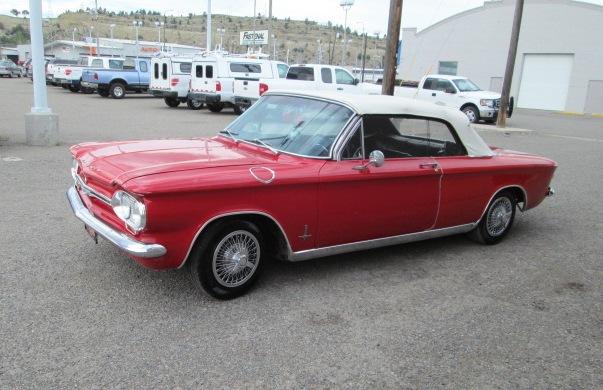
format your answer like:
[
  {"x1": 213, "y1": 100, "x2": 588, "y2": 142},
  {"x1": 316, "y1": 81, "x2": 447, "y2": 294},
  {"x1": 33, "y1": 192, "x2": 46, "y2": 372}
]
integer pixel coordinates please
[{"x1": 111, "y1": 190, "x2": 146, "y2": 232}]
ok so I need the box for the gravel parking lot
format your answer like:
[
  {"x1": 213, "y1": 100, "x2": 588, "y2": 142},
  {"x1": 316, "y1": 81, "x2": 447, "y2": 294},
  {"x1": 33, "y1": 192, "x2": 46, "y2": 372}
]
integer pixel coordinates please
[{"x1": 1, "y1": 79, "x2": 601, "y2": 388}]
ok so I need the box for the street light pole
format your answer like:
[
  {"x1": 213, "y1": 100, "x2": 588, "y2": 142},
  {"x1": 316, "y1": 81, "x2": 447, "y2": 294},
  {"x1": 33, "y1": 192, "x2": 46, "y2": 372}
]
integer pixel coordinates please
[
  {"x1": 110, "y1": 23, "x2": 115, "y2": 40},
  {"x1": 340, "y1": 0, "x2": 354, "y2": 66},
  {"x1": 207, "y1": 0, "x2": 212, "y2": 51},
  {"x1": 497, "y1": 0, "x2": 524, "y2": 128},
  {"x1": 25, "y1": 0, "x2": 59, "y2": 146}
]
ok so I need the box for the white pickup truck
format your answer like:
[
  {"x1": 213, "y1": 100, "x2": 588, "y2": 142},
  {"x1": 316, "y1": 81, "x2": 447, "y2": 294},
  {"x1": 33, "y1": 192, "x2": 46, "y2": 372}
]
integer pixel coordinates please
[
  {"x1": 394, "y1": 74, "x2": 513, "y2": 123},
  {"x1": 254, "y1": 64, "x2": 381, "y2": 103},
  {"x1": 60, "y1": 57, "x2": 125, "y2": 93}
]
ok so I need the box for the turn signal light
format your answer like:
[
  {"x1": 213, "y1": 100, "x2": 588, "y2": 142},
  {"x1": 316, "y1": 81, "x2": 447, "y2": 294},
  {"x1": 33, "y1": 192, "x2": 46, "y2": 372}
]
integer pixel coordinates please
[
  {"x1": 170, "y1": 77, "x2": 179, "y2": 87},
  {"x1": 65, "y1": 69, "x2": 72, "y2": 75},
  {"x1": 259, "y1": 83, "x2": 269, "y2": 96},
  {"x1": 93, "y1": 72, "x2": 99, "y2": 80},
  {"x1": 216, "y1": 81, "x2": 222, "y2": 92}
]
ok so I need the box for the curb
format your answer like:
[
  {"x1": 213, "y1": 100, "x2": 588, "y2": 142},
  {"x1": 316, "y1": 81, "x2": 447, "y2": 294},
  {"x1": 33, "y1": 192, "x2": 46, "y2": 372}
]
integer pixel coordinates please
[
  {"x1": 560, "y1": 111, "x2": 603, "y2": 118},
  {"x1": 471, "y1": 124, "x2": 533, "y2": 134}
]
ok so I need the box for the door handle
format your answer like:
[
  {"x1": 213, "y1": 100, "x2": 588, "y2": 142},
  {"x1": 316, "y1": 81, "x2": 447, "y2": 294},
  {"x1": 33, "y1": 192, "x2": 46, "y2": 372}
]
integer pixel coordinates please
[
  {"x1": 431, "y1": 92, "x2": 436, "y2": 97},
  {"x1": 419, "y1": 163, "x2": 439, "y2": 169}
]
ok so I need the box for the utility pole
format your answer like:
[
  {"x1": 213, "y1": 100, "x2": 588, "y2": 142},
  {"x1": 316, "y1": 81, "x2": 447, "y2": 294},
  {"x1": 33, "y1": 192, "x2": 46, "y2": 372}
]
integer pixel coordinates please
[
  {"x1": 268, "y1": 0, "x2": 273, "y2": 56},
  {"x1": 207, "y1": 0, "x2": 212, "y2": 51},
  {"x1": 252, "y1": 0, "x2": 257, "y2": 51},
  {"x1": 497, "y1": 0, "x2": 524, "y2": 128},
  {"x1": 340, "y1": 1, "x2": 354, "y2": 65},
  {"x1": 361, "y1": 32, "x2": 367, "y2": 82},
  {"x1": 382, "y1": 0, "x2": 402, "y2": 95}
]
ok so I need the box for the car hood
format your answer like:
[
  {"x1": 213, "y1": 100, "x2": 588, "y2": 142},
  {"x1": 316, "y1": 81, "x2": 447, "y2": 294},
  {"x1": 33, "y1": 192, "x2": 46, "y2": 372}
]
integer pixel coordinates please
[
  {"x1": 71, "y1": 137, "x2": 270, "y2": 186},
  {"x1": 458, "y1": 90, "x2": 501, "y2": 99}
]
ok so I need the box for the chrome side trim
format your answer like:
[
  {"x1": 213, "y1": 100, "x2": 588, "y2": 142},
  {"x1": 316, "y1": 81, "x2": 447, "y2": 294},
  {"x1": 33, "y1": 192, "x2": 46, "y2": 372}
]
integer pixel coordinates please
[
  {"x1": 177, "y1": 210, "x2": 294, "y2": 269},
  {"x1": 288, "y1": 223, "x2": 476, "y2": 262},
  {"x1": 71, "y1": 168, "x2": 111, "y2": 205},
  {"x1": 67, "y1": 186, "x2": 166, "y2": 258}
]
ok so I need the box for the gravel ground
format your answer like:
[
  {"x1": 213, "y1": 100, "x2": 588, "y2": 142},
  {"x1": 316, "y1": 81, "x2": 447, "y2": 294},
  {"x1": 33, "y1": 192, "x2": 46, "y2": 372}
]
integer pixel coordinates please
[{"x1": 1, "y1": 79, "x2": 601, "y2": 388}]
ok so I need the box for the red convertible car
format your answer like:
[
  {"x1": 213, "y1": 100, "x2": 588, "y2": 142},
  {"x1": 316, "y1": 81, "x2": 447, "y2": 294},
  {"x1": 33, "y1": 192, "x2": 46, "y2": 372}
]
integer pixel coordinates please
[{"x1": 68, "y1": 91, "x2": 556, "y2": 299}]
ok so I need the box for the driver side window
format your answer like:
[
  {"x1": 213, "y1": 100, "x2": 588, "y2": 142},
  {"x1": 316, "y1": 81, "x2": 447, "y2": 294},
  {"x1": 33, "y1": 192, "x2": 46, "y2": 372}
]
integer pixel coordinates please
[{"x1": 340, "y1": 115, "x2": 465, "y2": 159}]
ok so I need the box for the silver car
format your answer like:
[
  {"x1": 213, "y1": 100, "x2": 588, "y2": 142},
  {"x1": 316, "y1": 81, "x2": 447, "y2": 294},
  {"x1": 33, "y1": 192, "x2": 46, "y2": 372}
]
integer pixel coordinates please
[{"x1": 0, "y1": 60, "x2": 21, "y2": 78}]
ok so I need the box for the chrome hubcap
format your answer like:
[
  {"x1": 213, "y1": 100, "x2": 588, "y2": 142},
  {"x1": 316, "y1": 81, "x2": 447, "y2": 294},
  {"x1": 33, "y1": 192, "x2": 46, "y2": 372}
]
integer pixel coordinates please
[
  {"x1": 486, "y1": 197, "x2": 513, "y2": 237},
  {"x1": 114, "y1": 87, "x2": 123, "y2": 96},
  {"x1": 212, "y1": 230, "x2": 260, "y2": 288},
  {"x1": 464, "y1": 109, "x2": 476, "y2": 122}
]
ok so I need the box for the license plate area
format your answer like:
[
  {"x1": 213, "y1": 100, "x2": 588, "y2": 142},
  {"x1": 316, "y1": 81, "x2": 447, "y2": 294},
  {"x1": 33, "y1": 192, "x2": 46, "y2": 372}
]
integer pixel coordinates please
[{"x1": 84, "y1": 224, "x2": 98, "y2": 244}]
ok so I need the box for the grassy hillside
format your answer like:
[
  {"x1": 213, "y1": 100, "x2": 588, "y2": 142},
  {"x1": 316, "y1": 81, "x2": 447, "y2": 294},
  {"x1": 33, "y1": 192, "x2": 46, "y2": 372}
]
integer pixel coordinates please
[{"x1": 1, "y1": 11, "x2": 387, "y2": 67}]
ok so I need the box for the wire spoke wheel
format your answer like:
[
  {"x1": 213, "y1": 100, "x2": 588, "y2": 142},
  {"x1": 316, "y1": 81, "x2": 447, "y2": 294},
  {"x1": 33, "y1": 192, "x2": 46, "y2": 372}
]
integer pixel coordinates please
[
  {"x1": 212, "y1": 230, "x2": 260, "y2": 288},
  {"x1": 486, "y1": 197, "x2": 513, "y2": 237}
]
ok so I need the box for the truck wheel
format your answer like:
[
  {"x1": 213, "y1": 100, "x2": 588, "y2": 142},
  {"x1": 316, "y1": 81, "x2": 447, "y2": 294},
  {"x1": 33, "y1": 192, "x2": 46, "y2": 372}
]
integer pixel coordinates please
[
  {"x1": 233, "y1": 104, "x2": 247, "y2": 115},
  {"x1": 189, "y1": 220, "x2": 264, "y2": 299},
  {"x1": 109, "y1": 82, "x2": 126, "y2": 99},
  {"x1": 69, "y1": 85, "x2": 80, "y2": 93},
  {"x1": 187, "y1": 98, "x2": 204, "y2": 110},
  {"x1": 98, "y1": 89, "x2": 110, "y2": 97},
  {"x1": 207, "y1": 103, "x2": 224, "y2": 113},
  {"x1": 462, "y1": 105, "x2": 480, "y2": 123},
  {"x1": 164, "y1": 97, "x2": 180, "y2": 107}
]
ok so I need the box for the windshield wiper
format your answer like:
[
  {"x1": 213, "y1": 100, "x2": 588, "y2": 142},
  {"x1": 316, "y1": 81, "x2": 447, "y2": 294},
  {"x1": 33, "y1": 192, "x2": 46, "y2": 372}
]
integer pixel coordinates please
[
  {"x1": 279, "y1": 120, "x2": 305, "y2": 148},
  {"x1": 252, "y1": 138, "x2": 279, "y2": 155}
]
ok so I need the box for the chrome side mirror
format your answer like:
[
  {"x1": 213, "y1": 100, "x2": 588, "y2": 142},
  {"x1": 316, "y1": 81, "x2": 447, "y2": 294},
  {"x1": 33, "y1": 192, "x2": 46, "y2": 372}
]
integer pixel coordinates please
[
  {"x1": 354, "y1": 150, "x2": 385, "y2": 171},
  {"x1": 369, "y1": 150, "x2": 385, "y2": 167}
]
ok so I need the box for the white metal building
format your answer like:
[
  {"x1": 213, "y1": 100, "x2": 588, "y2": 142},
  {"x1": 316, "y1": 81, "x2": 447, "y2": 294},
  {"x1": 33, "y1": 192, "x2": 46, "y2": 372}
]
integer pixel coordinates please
[{"x1": 399, "y1": 0, "x2": 603, "y2": 113}]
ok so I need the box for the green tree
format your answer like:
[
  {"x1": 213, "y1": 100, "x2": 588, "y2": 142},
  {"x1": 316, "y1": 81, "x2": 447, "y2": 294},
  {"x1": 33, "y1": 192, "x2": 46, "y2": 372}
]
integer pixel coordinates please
[{"x1": 10, "y1": 9, "x2": 20, "y2": 17}]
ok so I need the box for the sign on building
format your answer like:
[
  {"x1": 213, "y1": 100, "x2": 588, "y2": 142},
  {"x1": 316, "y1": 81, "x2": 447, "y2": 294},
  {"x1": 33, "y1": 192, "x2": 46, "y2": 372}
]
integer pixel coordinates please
[{"x1": 240, "y1": 30, "x2": 268, "y2": 45}]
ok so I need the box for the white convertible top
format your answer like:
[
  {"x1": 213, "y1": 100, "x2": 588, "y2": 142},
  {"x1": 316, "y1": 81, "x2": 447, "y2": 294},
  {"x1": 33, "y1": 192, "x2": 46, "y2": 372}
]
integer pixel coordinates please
[{"x1": 266, "y1": 90, "x2": 495, "y2": 157}]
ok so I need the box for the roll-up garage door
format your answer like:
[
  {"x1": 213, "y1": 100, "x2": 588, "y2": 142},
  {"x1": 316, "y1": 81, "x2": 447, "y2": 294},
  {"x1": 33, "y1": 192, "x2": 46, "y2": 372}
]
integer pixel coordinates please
[{"x1": 517, "y1": 54, "x2": 573, "y2": 111}]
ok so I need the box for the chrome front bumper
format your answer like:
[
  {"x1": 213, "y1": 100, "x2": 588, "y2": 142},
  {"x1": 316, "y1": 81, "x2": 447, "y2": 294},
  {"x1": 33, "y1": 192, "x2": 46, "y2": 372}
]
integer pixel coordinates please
[{"x1": 66, "y1": 186, "x2": 166, "y2": 258}]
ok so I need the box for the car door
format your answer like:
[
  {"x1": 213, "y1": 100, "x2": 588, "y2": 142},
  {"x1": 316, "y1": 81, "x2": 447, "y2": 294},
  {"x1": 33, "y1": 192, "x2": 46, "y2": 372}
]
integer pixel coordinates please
[
  {"x1": 334, "y1": 68, "x2": 359, "y2": 93},
  {"x1": 317, "y1": 115, "x2": 442, "y2": 247},
  {"x1": 137, "y1": 60, "x2": 150, "y2": 87},
  {"x1": 319, "y1": 67, "x2": 336, "y2": 91}
]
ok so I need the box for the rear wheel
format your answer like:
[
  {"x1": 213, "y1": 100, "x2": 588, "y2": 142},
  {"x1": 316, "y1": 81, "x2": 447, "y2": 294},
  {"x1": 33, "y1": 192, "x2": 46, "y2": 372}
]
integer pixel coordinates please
[
  {"x1": 233, "y1": 104, "x2": 247, "y2": 115},
  {"x1": 207, "y1": 103, "x2": 224, "y2": 113},
  {"x1": 468, "y1": 190, "x2": 517, "y2": 245},
  {"x1": 98, "y1": 89, "x2": 110, "y2": 97},
  {"x1": 189, "y1": 220, "x2": 264, "y2": 299},
  {"x1": 187, "y1": 98, "x2": 204, "y2": 110},
  {"x1": 164, "y1": 97, "x2": 180, "y2": 107},
  {"x1": 462, "y1": 105, "x2": 480, "y2": 123},
  {"x1": 109, "y1": 82, "x2": 126, "y2": 99}
]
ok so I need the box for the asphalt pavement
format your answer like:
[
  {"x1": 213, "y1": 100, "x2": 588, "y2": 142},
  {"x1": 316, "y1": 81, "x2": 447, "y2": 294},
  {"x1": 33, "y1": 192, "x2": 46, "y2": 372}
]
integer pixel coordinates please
[{"x1": 1, "y1": 79, "x2": 601, "y2": 388}]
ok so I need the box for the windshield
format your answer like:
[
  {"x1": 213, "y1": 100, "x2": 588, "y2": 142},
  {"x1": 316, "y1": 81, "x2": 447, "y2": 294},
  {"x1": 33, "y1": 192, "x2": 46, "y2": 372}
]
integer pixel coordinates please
[
  {"x1": 453, "y1": 78, "x2": 481, "y2": 92},
  {"x1": 224, "y1": 95, "x2": 354, "y2": 158}
]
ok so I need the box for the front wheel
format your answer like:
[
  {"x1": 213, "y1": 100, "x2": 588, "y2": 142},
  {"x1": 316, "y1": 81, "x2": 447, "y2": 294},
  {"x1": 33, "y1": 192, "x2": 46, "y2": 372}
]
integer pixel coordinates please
[
  {"x1": 468, "y1": 190, "x2": 516, "y2": 245},
  {"x1": 462, "y1": 105, "x2": 480, "y2": 124},
  {"x1": 189, "y1": 220, "x2": 264, "y2": 299},
  {"x1": 186, "y1": 98, "x2": 204, "y2": 110},
  {"x1": 164, "y1": 97, "x2": 180, "y2": 107},
  {"x1": 207, "y1": 103, "x2": 224, "y2": 113}
]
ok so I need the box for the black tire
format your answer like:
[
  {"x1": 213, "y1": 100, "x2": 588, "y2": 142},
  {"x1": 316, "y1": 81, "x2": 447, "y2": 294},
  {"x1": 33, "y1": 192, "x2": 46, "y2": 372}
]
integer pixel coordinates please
[
  {"x1": 69, "y1": 85, "x2": 80, "y2": 93},
  {"x1": 98, "y1": 89, "x2": 110, "y2": 97},
  {"x1": 82, "y1": 87, "x2": 94, "y2": 94},
  {"x1": 462, "y1": 105, "x2": 480, "y2": 124},
  {"x1": 109, "y1": 82, "x2": 126, "y2": 99},
  {"x1": 468, "y1": 190, "x2": 517, "y2": 245},
  {"x1": 189, "y1": 220, "x2": 264, "y2": 299},
  {"x1": 233, "y1": 104, "x2": 247, "y2": 115},
  {"x1": 186, "y1": 98, "x2": 204, "y2": 110},
  {"x1": 207, "y1": 103, "x2": 224, "y2": 113},
  {"x1": 164, "y1": 97, "x2": 180, "y2": 107}
]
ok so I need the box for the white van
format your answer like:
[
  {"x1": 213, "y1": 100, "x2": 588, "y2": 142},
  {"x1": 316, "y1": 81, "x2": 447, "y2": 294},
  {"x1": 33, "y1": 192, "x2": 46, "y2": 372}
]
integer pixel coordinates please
[
  {"x1": 188, "y1": 53, "x2": 289, "y2": 114},
  {"x1": 149, "y1": 55, "x2": 204, "y2": 110}
]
